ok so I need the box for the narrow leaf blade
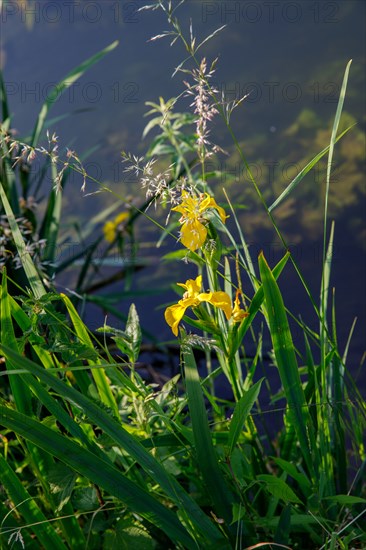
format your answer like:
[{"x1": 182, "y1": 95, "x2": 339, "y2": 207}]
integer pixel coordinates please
[
  {"x1": 228, "y1": 378, "x2": 263, "y2": 456},
  {"x1": 258, "y1": 252, "x2": 316, "y2": 479}
]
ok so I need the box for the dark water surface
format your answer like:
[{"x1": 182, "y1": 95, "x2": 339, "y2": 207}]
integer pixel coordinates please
[{"x1": 1, "y1": 1, "x2": 365, "y2": 393}]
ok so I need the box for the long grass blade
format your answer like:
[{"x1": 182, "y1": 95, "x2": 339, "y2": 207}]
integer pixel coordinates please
[
  {"x1": 258, "y1": 252, "x2": 316, "y2": 480},
  {"x1": 330, "y1": 297, "x2": 347, "y2": 495},
  {"x1": 0, "y1": 182, "x2": 45, "y2": 298},
  {"x1": 320, "y1": 58, "x2": 352, "y2": 390},
  {"x1": 232, "y1": 251, "x2": 290, "y2": 353},
  {"x1": 314, "y1": 61, "x2": 352, "y2": 503},
  {"x1": 31, "y1": 41, "x2": 119, "y2": 147},
  {"x1": 227, "y1": 378, "x2": 263, "y2": 456},
  {"x1": 1, "y1": 287, "x2": 86, "y2": 546},
  {"x1": 0, "y1": 269, "x2": 33, "y2": 415},
  {"x1": 8, "y1": 291, "x2": 92, "y2": 392},
  {"x1": 222, "y1": 188, "x2": 257, "y2": 290},
  {"x1": 60, "y1": 292, "x2": 119, "y2": 416},
  {"x1": 0, "y1": 454, "x2": 67, "y2": 550},
  {"x1": 323, "y1": 60, "x2": 352, "y2": 259},
  {"x1": 0, "y1": 344, "x2": 227, "y2": 547},
  {"x1": 318, "y1": 221, "x2": 337, "y2": 498},
  {"x1": 23, "y1": 370, "x2": 112, "y2": 465},
  {"x1": 269, "y1": 126, "x2": 353, "y2": 212},
  {"x1": 320, "y1": 220, "x2": 335, "y2": 349},
  {"x1": 0, "y1": 404, "x2": 196, "y2": 549},
  {"x1": 181, "y1": 336, "x2": 238, "y2": 542}
]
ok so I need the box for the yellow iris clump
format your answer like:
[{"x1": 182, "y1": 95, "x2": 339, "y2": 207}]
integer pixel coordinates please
[{"x1": 164, "y1": 275, "x2": 248, "y2": 336}]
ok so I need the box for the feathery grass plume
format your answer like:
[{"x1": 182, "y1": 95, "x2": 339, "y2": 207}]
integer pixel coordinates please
[
  {"x1": 183, "y1": 57, "x2": 220, "y2": 159},
  {"x1": 1, "y1": 126, "x2": 87, "y2": 193}
]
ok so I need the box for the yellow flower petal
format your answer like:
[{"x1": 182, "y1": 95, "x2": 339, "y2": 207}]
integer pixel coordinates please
[
  {"x1": 164, "y1": 303, "x2": 188, "y2": 336},
  {"x1": 171, "y1": 192, "x2": 195, "y2": 219},
  {"x1": 180, "y1": 218, "x2": 207, "y2": 251},
  {"x1": 198, "y1": 291, "x2": 232, "y2": 320},
  {"x1": 165, "y1": 276, "x2": 235, "y2": 335},
  {"x1": 172, "y1": 192, "x2": 228, "y2": 251},
  {"x1": 199, "y1": 194, "x2": 228, "y2": 223},
  {"x1": 177, "y1": 275, "x2": 202, "y2": 298}
]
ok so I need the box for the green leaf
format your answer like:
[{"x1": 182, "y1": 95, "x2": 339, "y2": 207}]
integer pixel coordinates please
[
  {"x1": 0, "y1": 269, "x2": 33, "y2": 415},
  {"x1": 274, "y1": 504, "x2": 291, "y2": 545},
  {"x1": 227, "y1": 379, "x2": 263, "y2": 456},
  {"x1": 181, "y1": 336, "x2": 237, "y2": 542},
  {"x1": 0, "y1": 344, "x2": 227, "y2": 548},
  {"x1": 0, "y1": 404, "x2": 196, "y2": 549},
  {"x1": 60, "y1": 293, "x2": 119, "y2": 416},
  {"x1": 98, "y1": 305, "x2": 141, "y2": 364},
  {"x1": 71, "y1": 487, "x2": 98, "y2": 512},
  {"x1": 258, "y1": 252, "x2": 316, "y2": 480},
  {"x1": 162, "y1": 249, "x2": 192, "y2": 261},
  {"x1": 273, "y1": 457, "x2": 312, "y2": 498},
  {"x1": 322, "y1": 495, "x2": 366, "y2": 505},
  {"x1": 268, "y1": 125, "x2": 354, "y2": 212},
  {"x1": 0, "y1": 182, "x2": 46, "y2": 298},
  {"x1": 125, "y1": 303, "x2": 141, "y2": 363},
  {"x1": 104, "y1": 524, "x2": 155, "y2": 550},
  {"x1": 46, "y1": 463, "x2": 77, "y2": 512},
  {"x1": 232, "y1": 251, "x2": 290, "y2": 352},
  {"x1": 142, "y1": 115, "x2": 165, "y2": 138},
  {"x1": 257, "y1": 474, "x2": 302, "y2": 505}
]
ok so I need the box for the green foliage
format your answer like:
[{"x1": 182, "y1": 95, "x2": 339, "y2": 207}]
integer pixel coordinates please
[
  {"x1": 0, "y1": 3, "x2": 365, "y2": 549},
  {"x1": 98, "y1": 303, "x2": 142, "y2": 366}
]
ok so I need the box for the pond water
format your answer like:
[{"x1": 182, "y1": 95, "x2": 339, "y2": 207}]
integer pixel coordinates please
[{"x1": 1, "y1": 0, "x2": 365, "y2": 393}]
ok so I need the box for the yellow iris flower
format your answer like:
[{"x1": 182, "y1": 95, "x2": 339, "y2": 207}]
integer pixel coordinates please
[
  {"x1": 172, "y1": 191, "x2": 228, "y2": 251},
  {"x1": 164, "y1": 275, "x2": 232, "y2": 336},
  {"x1": 103, "y1": 212, "x2": 129, "y2": 243}
]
